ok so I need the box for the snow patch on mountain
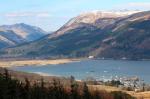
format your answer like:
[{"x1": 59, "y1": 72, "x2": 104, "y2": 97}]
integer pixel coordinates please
[{"x1": 66, "y1": 10, "x2": 141, "y2": 26}]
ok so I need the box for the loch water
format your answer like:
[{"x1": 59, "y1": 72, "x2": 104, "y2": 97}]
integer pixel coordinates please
[{"x1": 10, "y1": 59, "x2": 150, "y2": 83}]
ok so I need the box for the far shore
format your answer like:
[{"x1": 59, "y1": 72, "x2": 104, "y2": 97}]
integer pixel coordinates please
[{"x1": 0, "y1": 58, "x2": 81, "y2": 67}]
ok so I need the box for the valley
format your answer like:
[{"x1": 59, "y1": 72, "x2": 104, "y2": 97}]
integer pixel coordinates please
[{"x1": 0, "y1": 10, "x2": 150, "y2": 99}]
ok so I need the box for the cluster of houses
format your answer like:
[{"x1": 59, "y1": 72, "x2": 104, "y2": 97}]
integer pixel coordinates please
[
  {"x1": 105, "y1": 76, "x2": 150, "y2": 92},
  {"x1": 83, "y1": 75, "x2": 150, "y2": 92}
]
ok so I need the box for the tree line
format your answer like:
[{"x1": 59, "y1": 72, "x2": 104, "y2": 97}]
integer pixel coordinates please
[{"x1": 0, "y1": 69, "x2": 135, "y2": 99}]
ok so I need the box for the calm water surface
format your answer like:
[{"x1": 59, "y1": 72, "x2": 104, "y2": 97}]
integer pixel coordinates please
[{"x1": 10, "y1": 59, "x2": 150, "y2": 83}]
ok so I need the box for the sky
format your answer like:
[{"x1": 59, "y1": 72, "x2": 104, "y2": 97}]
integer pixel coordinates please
[{"x1": 0, "y1": 0, "x2": 150, "y2": 31}]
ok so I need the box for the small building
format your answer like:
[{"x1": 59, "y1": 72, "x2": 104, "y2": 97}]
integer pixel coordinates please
[{"x1": 88, "y1": 56, "x2": 94, "y2": 59}]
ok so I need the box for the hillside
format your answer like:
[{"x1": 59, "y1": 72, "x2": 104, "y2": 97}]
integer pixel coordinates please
[{"x1": 0, "y1": 11, "x2": 150, "y2": 60}]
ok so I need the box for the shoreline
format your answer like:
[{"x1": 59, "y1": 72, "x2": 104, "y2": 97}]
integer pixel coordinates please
[
  {"x1": 0, "y1": 58, "x2": 81, "y2": 67},
  {"x1": 1, "y1": 57, "x2": 150, "y2": 68}
]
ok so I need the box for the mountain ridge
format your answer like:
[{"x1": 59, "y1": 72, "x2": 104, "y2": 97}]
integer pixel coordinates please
[
  {"x1": 0, "y1": 11, "x2": 150, "y2": 60},
  {"x1": 0, "y1": 23, "x2": 47, "y2": 49},
  {"x1": 0, "y1": 23, "x2": 47, "y2": 41}
]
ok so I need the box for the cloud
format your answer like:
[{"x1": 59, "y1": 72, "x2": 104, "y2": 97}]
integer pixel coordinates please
[
  {"x1": 5, "y1": 12, "x2": 52, "y2": 18},
  {"x1": 115, "y1": 2, "x2": 150, "y2": 10},
  {"x1": 128, "y1": 2, "x2": 150, "y2": 6},
  {"x1": 36, "y1": 13, "x2": 52, "y2": 18},
  {"x1": 128, "y1": 2, "x2": 150, "y2": 8}
]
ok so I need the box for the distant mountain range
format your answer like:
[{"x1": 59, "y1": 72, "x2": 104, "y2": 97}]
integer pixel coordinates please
[
  {"x1": 0, "y1": 11, "x2": 150, "y2": 60},
  {"x1": 0, "y1": 23, "x2": 47, "y2": 49}
]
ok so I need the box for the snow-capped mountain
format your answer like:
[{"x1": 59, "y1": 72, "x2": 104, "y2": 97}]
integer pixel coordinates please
[{"x1": 49, "y1": 10, "x2": 140, "y2": 38}]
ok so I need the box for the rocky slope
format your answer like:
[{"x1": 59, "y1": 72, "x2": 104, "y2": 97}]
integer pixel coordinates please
[{"x1": 1, "y1": 11, "x2": 150, "y2": 60}]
